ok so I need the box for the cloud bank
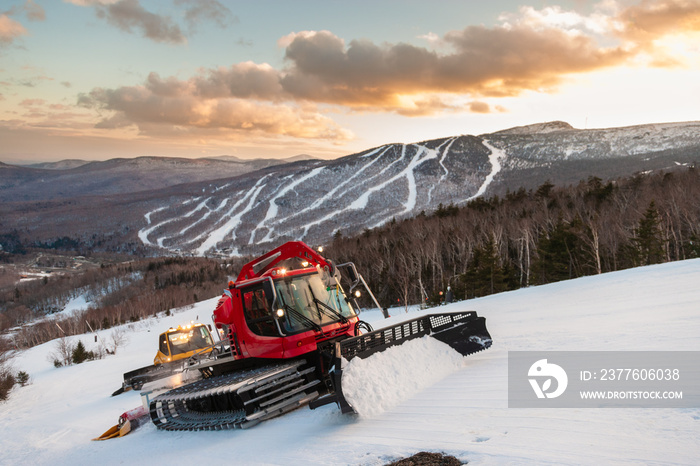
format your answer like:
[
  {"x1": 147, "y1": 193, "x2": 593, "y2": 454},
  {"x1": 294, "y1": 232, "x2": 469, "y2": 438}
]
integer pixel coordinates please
[{"x1": 75, "y1": 0, "x2": 700, "y2": 141}]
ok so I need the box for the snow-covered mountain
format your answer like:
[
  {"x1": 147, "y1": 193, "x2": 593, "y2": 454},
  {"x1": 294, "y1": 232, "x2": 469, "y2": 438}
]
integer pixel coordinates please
[
  {"x1": 2, "y1": 120, "x2": 699, "y2": 256},
  {"x1": 138, "y1": 135, "x2": 497, "y2": 255},
  {"x1": 2, "y1": 259, "x2": 699, "y2": 465},
  {"x1": 138, "y1": 121, "x2": 700, "y2": 256}
]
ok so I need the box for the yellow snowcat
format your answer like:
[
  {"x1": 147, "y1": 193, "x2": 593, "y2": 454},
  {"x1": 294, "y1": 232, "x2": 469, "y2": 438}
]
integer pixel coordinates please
[
  {"x1": 154, "y1": 322, "x2": 215, "y2": 365},
  {"x1": 111, "y1": 322, "x2": 216, "y2": 395}
]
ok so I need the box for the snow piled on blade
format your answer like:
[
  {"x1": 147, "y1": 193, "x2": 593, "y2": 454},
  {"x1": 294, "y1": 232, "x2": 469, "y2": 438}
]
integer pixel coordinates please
[{"x1": 341, "y1": 336, "x2": 465, "y2": 417}]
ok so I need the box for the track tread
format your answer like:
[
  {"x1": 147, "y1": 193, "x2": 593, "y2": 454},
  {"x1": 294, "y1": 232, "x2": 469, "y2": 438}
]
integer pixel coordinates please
[{"x1": 149, "y1": 361, "x2": 320, "y2": 431}]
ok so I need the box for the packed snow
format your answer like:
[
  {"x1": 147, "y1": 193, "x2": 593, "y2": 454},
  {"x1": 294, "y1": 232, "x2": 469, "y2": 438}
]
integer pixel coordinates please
[{"x1": 1, "y1": 259, "x2": 699, "y2": 465}]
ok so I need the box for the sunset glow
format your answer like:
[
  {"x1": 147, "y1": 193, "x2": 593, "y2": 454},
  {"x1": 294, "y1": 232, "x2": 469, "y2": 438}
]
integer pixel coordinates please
[{"x1": 1, "y1": 0, "x2": 699, "y2": 163}]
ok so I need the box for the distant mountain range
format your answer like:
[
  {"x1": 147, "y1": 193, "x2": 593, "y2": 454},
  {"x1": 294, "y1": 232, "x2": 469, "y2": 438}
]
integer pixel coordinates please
[
  {"x1": 2, "y1": 121, "x2": 698, "y2": 256},
  {"x1": 2, "y1": 154, "x2": 318, "y2": 202}
]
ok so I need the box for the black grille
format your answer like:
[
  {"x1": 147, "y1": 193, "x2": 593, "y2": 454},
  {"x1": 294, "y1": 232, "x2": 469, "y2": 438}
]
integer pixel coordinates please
[{"x1": 338, "y1": 311, "x2": 477, "y2": 361}]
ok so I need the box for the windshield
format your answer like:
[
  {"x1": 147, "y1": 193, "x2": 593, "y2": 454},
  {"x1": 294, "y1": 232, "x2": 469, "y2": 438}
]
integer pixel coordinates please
[
  {"x1": 167, "y1": 326, "x2": 213, "y2": 355},
  {"x1": 274, "y1": 273, "x2": 356, "y2": 334}
]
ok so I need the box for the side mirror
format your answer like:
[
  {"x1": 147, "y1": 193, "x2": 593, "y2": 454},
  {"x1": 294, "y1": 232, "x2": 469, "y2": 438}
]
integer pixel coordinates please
[
  {"x1": 336, "y1": 262, "x2": 360, "y2": 288},
  {"x1": 346, "y1": 264, "x2": 358, "y2": 284}
]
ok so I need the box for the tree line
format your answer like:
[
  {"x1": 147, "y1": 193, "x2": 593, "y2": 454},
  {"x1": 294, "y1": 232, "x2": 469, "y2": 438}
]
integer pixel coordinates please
[
  {"x1": 3, "y1": 256, "x2": 244, "y2": 349},
  {"x1": 327, "y1": 168, "x2": 700, "y2": 308}
]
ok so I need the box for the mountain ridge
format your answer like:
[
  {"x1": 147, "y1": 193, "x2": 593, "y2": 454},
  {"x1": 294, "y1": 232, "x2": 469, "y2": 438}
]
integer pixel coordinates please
[{"x1": 1, "y1": 120, "x2": 699, "y2": 256}]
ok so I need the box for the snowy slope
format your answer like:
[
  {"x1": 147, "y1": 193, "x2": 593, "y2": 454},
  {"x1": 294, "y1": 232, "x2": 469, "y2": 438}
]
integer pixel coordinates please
[{"x1": 2, "y1": 260, "x2": 700, "y2": 465}]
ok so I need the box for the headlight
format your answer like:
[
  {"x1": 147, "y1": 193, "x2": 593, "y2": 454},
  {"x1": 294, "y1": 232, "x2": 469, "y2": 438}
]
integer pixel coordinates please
[
  {"x1": 354, "y1": 290, "x2": 361, "y2": 298},
  {"x1": 276, "y1": 309, "x2": 285, "y2": 318}
]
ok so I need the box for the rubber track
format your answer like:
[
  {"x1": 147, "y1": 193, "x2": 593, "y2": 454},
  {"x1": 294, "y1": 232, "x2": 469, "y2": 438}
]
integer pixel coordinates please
[{"x1": 149, "y1": 360, "x2": 320, "y2": 431}]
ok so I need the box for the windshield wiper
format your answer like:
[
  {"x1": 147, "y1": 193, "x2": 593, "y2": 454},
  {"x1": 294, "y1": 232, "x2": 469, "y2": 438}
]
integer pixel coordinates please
[
  {"x1": 282, "y1": 303, "x2": 323, "y2": 334},
  {"x1": 312, "y1": 298, "x2": 348, "y2": 324},
  {"x1": 307, "y1": 284, "x2": 348, "y2": 324}
]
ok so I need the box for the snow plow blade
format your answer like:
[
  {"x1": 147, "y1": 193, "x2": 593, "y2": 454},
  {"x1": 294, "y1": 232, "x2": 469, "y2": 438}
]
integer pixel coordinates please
[
  {"x1": 92, "y1": 406, "x2": 149, "y2": 441},
  {"x1": 93, "y1": 424, "x2": 125, "y2": 441},
  {"x1": 310, "y1": 311, "x2": 492, "y2": 413},
  {"x1": 112, "y1": 362, "x2": 182, "y2": 396}
]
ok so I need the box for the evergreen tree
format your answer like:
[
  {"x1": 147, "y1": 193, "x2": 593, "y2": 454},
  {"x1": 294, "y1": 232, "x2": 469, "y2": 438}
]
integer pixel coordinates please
[
  {"x1": 0, "y1": 371, "x2": 14, "y2": 401},
  {"x1": 688, "y1": 234, "x2": 700, "y2": 258},
  {"x1": 532, "y1": 219, "x2": 580, "y2": 284},
  {"x1": 16, "y1": 371, "x2": 29, "y2": 386},
  {"x1": 633, "y1": 201, "x2": 665, "y2": 265},
  {"x1": 535, "y1": 180, "x2": 555, "y2": 198},
  {"x1": 463, "y1": 239, "x2": 509, "y2": 298},
  {"x1": 71, "y1": 340, "x2": 89, "y2": 364}
]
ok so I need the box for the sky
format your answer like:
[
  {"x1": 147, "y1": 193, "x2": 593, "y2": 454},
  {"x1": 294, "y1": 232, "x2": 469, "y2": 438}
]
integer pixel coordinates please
[{"x1": 1, "y1": 0, "x2": 699, "y2": 164}]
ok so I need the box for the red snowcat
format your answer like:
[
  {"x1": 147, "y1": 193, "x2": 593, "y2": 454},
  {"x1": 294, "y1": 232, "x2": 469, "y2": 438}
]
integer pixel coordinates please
[{"x1": 147, "y1": 241, "x2": 492, "y2": 431}]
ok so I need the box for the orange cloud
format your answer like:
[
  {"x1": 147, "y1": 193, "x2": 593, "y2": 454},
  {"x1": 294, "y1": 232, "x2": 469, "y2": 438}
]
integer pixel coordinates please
[
  {"x1": 468, "y1": 101, "x2": 492, "y2": 114},
  {"x1": 78, "y1": 81, "x2": 353, "y2": 141},
  {"x1": 278, "y1": 26, "x2": 632, "y2": 104},
  {"x1": 0, "y1": 14, "x2": 27, "y2": 45},
  {"x1": 617, "y1": 0, "x2": 700, "y2": 42}
]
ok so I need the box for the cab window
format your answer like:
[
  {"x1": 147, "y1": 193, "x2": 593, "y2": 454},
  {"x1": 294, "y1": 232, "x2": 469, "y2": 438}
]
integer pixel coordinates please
[
  {"x1": 159, "y1": 333, "x2": 169, "y2": 356},
  {"x1": 242, "y1": 288, "x2": 277, "y2": 337}
]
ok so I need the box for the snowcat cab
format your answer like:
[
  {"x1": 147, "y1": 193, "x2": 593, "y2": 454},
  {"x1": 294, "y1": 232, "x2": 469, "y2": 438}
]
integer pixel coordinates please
[
  {"x1": 209, "y1": 242, "x2": 370, "y2": 365},
  {"x1": 154, "y1": 322, "x2": 214, "y2": 365}
]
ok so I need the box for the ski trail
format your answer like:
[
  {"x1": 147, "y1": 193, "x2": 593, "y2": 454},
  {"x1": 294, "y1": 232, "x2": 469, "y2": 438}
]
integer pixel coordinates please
[
  {"x1": 438, "y1": 137, "x2": 457, "y2": 184},
  {"x1": 468, "y1": 139, "x2": 505, "y2": 201},
  {"x1": 273, "y1": 146, "x2": 392, "y2": 228},
  {"x1": 296, "y1": 145, "x2": 407, "y2": 239},
  {"x1": 151, "y1": 197, "x2": 218, "y2": 247},
  {"x1": 138, "y1": 217, "x2": 179, "y2": 247},
  {"x1": 143, "y1": 206, "x2": 167, "y2": 225},
  {"x1": 403, "y1": 147, "x2": 424, "y2": 211},
  {"x1": 194, "y1": 176, "x2": 269, "y2": 255},
  {"x1": 427, "y1": 138, "x2": 456, "y2": 205},
  {"x1": 360, "y1": 145, "x2": 387, "y2": 158},
  {"x1": 213, "y1": 181, "x2": 234, "y2": 192},
  {"x1": 139, "y1": 206, "x2": 178, "y2": 247},
  {"x1": 348, "y1": 145, "x2": 407, "y2": 210},
  {"x1": 183, "y1": 197, "x2": 212, "y2": 218},
  {"x1": 140, "y1": 196, "x2": 218, "y2": 248},
  {"x1": 181, "y1": 196, "x2": 202, "y2": 206},
  {"x1": 154, "y1": 198, "x2": 233, "y2": 249},
  {"x1": 263, "y1": 167, "x2": 324, "y2": 223},
  {"x1": 349, "y1": 144, "x2": 437, "y2": 212},
  {"x1": 180, "y1": 198, "x2": 229, "y2": 235},
  {"x1": 248, "y1": 167, "x2": 325, "y2": 244}
]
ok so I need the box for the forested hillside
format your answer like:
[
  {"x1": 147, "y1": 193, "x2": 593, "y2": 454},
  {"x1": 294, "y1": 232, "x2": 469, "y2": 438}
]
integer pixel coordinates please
[
  {"x1": 2, "y1": 256, "x2": 245, "y2": 349},
  {"x1": 327, "y1": 168, "x2": 700, "y2": 307}
]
